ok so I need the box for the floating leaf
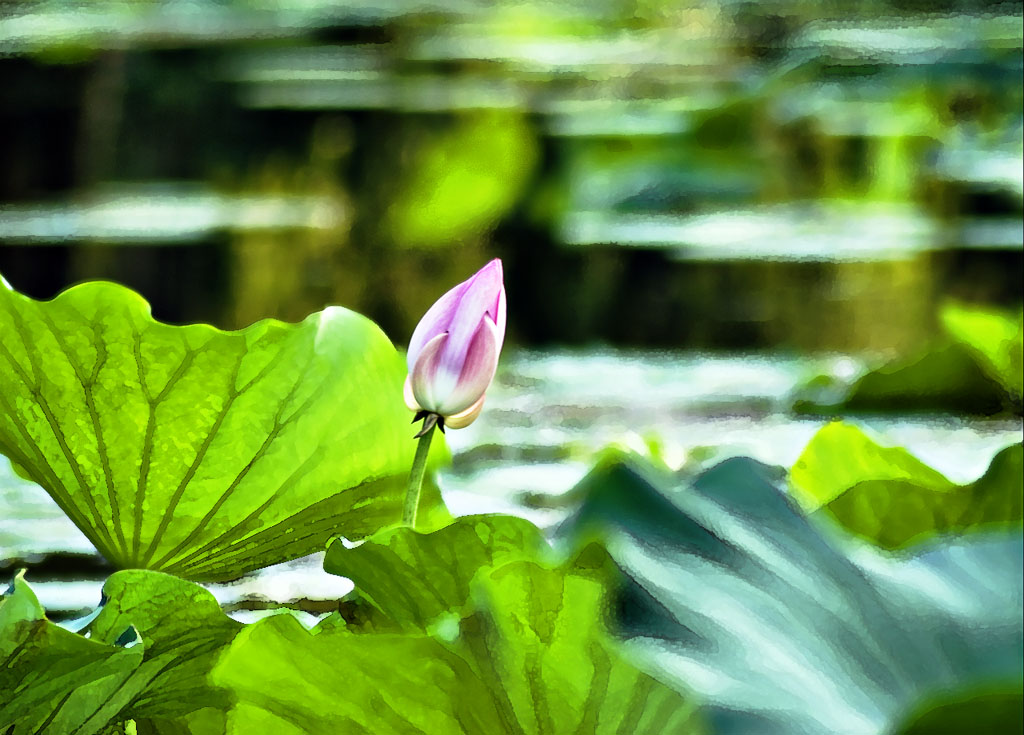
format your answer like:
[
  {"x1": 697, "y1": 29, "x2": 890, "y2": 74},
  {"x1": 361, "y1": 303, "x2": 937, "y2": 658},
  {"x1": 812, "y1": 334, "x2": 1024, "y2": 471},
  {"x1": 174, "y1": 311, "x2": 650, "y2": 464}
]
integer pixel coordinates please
[
  {"x1": 85, "y1": 570, "x2": 242, "y2": 722},
  {"x1": 562, "y1": 454, "x2": 1024, "y2": 735},
  {"x1": 214, "y1": 613, "x2": 504, "y2": 734},
  {"x1": 823, "y1": 443, "x2": 1023, "y2": 548},
  {"x1": 791, "y1": 301, "x2": 1024, "y2": 416},
  {"x1": 790, "y1": 422, "x2": 1022, "y2": 547},
  {"x1": 0, "y1": 279, "x2": 440, "y2": 580},
  {"x1": 457, "y1": 559, "x2": 702, "y2": 735},
  {"x1": 1, "y1": 571, "x2": 141, "y2": 735},
  {"x1": 789, "y1": 421, "x2": 955, "y2": 512}
]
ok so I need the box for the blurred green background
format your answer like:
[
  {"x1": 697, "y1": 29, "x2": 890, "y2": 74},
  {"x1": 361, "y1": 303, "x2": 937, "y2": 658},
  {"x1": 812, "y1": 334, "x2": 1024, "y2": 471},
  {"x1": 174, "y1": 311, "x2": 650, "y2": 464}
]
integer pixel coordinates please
[
  {"x1": 0, "y1": 0, "x2": 1020, "y2": 353},
  {"x1": 1, "y1": 0, "x2": 1022, "y2": 610}
]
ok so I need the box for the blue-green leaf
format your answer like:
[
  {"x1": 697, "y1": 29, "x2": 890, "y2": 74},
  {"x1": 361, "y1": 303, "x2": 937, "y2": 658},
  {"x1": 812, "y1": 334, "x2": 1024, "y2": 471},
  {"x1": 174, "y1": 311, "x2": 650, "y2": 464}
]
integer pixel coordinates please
[{"x1": 563, "y1": 454, "x2": 1023, "y2": 735}]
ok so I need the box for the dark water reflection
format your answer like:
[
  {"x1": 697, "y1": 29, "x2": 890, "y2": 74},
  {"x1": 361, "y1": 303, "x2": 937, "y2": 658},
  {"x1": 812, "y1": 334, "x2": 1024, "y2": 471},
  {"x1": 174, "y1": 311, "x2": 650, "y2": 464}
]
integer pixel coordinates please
[{"x1": 0, "y1": 0, "x2": 1021, "y2": 353}]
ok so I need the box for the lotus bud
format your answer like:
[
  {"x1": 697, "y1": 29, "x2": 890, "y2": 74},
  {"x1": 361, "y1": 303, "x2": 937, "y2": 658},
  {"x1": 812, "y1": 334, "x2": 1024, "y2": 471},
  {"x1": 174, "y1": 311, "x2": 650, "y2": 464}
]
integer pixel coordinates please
[{"x1": 404, "y1": 259, "x2": 506, "y2": 431}]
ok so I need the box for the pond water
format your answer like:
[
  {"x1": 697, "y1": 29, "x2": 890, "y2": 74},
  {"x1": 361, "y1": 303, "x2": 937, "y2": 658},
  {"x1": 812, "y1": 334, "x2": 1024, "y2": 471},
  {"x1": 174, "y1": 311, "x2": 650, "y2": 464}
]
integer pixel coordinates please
[{"x1": 3, "y1": 349, "x2": 1019, "y2": 620}]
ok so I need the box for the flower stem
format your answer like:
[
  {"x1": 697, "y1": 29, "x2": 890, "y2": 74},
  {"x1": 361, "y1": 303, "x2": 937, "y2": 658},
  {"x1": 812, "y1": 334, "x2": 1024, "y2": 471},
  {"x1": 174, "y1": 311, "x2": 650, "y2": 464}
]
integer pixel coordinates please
[{"x1": 402, "y1": 417, "x2": 436, "y2": 528}]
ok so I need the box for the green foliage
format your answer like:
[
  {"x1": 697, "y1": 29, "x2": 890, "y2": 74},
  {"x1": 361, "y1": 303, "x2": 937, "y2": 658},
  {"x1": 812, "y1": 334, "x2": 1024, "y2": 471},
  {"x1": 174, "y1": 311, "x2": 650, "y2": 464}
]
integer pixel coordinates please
[
  {"x1": 791, "y1": 421, "x2": 1022, "y2": 547},
  {"x1": 213, "y1": 515, "x2": 702, "y2": 734},
  {"x1": 84, "y1": 571, "x2": 241, "y2": 723},
  {"x1": 4, "y1": 451, "x2": 1020, "y2": 734},
  {"x1": 823, "y1": 444, "x2": 1022, "y2": 549},
  {"x1": 890, "y1": 687, "x2": 1024, "y2": 735},
  {"x1": 847, "y1": 343, "x2": 1007, "y2": 413},
  {"x1": 323, "y1": 514, "x2": 548, "y2": 630},
  {"x1": 941, "y1": 301, "x2": 1023, "y2": 400},
  {"x1": 793, "y1": 302, "x2": 1024, "y2": 416},
  {"x1": 789, "y1": 421, "x2": 955, "y2": 511},
  {"x1": 461, "y1": 559, "x2": 699, "y2": 735},
  {"x1": 214, "y1": 613, "x2": 502, "y2": 734},
  {"x1": 793, "y1": 342, "x2": 1009, "y2": 415},
  {"x1": 1, "y1": 273, "x2": 1019, "y2": 734},
  {"x1": 1, "y1": 571, "x2": 142, "y2": 735},
  {"x1": 386, "y1": 111, "x2": 538, "y2": 249},
  {"x1": 0, "y1": 570, "x2": 240, "y2": 735},
  {"x1": 561, "y1": 453, "x2": 1024, "y2": 735},
  {"x1": 0, "y1": 279, "x2": 439, "y2": 581}
]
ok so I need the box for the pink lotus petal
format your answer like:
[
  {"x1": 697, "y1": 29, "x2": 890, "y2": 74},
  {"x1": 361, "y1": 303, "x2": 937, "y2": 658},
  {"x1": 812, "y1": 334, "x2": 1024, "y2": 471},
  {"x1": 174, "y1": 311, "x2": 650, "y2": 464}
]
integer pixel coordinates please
[
  {"x1": 404, "y1": 259, "x2": 505, "y2": 428},
  {"x1": 444, "y1": 394, "x2": 485, "y2": 429},
  {"x1": 409, "y1": 332, "x2": 449, "y2": 413},
  {"x1": 403, "y1": 374, "x2": 421, "y2": 412},
  {"x1": 436, "y1": 314, "x2": 499, "y2": 416},
  {"x1": 436, "y1": 259, "x2": 503, "y2": 383},
  {"x1": 406, "y1": 280, "x2": 469, "y2": 371},
  {"x1": 492, "y1": 285, "x2": 507, "y2": 354}
]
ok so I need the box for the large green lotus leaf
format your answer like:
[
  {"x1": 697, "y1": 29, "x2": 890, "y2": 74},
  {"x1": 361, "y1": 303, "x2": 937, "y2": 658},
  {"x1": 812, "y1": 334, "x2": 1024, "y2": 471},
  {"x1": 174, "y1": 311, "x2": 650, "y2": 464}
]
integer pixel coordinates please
[
  {"x1": 788, "y1": 421, "x2": 955, "y2": 511},
  {"x1": 214, "y1": 524, "x2": 701, "y2": 734},
  {"x1": 0, "y1": 278, "x2": 438, "y2": 580},
  {"x1": 823, "y1": 443, "x2": 1023, "y2": 548},
  {"x1": 1, "y1": 570, "x2": 240, "y2": 734},
  {"x1": 323, "y1": 514, "x2": 548, "y2": 630},
  {"x1": 0, "y1": 571, "x2": 143, "y2": 735},
  {"x1": 941, "y1": 301, "x2": 1023, "y2": 400},
  {"x1": 562, "y1": 454, "x2": 1023, "y2": 735}
]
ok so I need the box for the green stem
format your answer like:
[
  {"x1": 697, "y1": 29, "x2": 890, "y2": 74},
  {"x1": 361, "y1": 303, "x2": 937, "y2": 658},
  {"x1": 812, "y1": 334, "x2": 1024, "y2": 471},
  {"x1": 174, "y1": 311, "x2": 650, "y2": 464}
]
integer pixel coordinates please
[{"x1": 402, "y1": 419, "x2": 436, "y2": 528}]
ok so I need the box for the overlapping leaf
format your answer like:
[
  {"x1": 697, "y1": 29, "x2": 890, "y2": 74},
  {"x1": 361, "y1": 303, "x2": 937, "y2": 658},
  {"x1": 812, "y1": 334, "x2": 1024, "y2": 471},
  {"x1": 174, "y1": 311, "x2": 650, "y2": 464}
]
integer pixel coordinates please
[
  {"x1": 891, "y1": 686, "x2": 1023, "y2": 734},
  {"x1": 84, "y1": 570, "x2": 241, "y2": 723},
  {"x1": 1, "y1": 570, "x2": 241, "y2": 734},
  {"x1": 0, "y1": 571, "x2": 143, "y2": 735},
  {"x1": 562, "y1": 453, "x2": 1024, "y2": 735},
  {"x1": 213, "y1": 516, "x2": 703, "y2": 734},
  {"x1": 323, "y1": 514, "x2": 548, "y2": 629},
  {"x1": 790, "y1": 421, "x2": 1022, "y2": 547},
  {"x1": 792, "y1": 342, "x2": 1008, "y2": 415},
  {"x1": 0, "y1": 278, "x2": 438, "y2": 580},
  {"x1": 789, "y1": 422, "x2": 956, "y2": 512}
]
